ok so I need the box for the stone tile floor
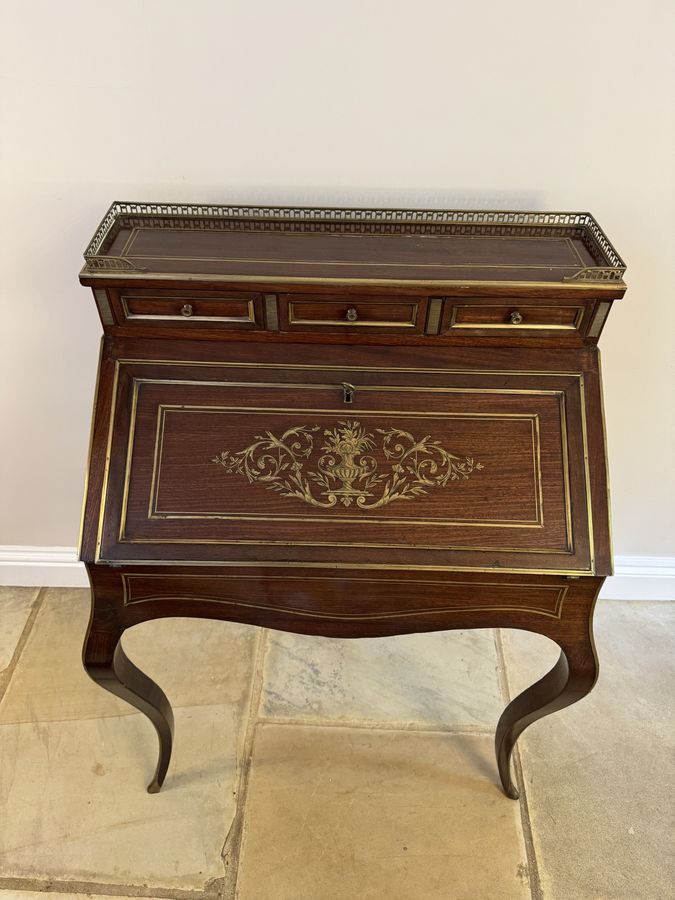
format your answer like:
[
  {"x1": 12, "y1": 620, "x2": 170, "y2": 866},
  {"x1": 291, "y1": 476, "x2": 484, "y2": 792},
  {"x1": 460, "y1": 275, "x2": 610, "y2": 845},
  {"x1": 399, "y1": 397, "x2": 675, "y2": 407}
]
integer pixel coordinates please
[{"x1": 0, "y1": 588, "x2": 672, "y2": 899}]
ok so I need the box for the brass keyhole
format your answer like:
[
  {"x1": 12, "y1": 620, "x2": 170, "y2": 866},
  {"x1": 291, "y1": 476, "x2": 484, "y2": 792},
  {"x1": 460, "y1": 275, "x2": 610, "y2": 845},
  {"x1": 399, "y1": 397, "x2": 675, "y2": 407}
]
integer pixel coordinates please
[
  {"x1": 342, "y1": 382, "x2": 356, "y2": 404},
  {"x1": 181, "y1": 303, "x2": 194, "y2": 318},
  {"x1": 346, "y1": 308, "x2": 358, "y2": 322},
  {"x1": 510, "y1": 310, "x2": 523, "y2": 325}
]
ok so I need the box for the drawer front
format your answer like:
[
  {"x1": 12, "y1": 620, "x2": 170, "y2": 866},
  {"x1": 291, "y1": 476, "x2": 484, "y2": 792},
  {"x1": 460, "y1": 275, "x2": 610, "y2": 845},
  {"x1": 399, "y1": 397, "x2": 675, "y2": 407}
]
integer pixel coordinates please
[
  {"x1": 445, "y1": 301, "x2": 589, "y2": 333},
  {"x1": 280, "y1": 294, "x2": 427, "y2": 333},
  {"x1": 112, "y1": 289, "x2": 264, "y2": 329},
  {"x1": 117, "y1": 570, "x2": 570, "y2": 637},
  {"x1": 97, "y1": 354, "x2": 594, "y2": 574}
]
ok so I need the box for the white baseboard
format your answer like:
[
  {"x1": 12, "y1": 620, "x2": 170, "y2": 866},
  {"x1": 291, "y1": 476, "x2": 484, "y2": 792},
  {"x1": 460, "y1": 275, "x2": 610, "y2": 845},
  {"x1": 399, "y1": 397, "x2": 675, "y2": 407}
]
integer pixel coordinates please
[
  {"x1": 0, "y1": 546, "x2": 673, "y2": 600},
  {"x1": 0, "y1": 546, "x2": 89, "y2": 588},
  {"x1": 598, "y1": 556, "x2": 675, "y2": 601}
]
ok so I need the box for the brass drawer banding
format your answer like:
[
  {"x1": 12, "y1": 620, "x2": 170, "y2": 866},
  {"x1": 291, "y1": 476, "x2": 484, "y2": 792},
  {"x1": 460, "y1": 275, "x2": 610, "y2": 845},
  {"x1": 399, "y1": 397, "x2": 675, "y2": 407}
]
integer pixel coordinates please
[
  {"x1": 121, "y1": 294, "x2": 257, "y2": 324},
  {"x1": 448, "y1": 303, "x2": 586, "y2": 331},
  {"x1": 283, "y1": 295, "x2": 424, "y2": 331}
]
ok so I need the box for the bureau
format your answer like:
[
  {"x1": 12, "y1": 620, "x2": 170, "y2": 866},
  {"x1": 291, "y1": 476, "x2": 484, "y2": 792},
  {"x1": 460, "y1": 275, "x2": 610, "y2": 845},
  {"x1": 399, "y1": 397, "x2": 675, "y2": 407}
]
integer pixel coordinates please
[{"x1": 78, "y1": 203, "x2": 626, "y2": 798}]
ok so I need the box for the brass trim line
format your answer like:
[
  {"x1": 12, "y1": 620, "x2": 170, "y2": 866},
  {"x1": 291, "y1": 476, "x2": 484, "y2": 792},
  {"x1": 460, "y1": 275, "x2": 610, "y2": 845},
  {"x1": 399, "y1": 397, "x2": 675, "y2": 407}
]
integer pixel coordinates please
[
  {"x1": 559, "y1": 393, "x2": 574, "y2": 552},
  {"x1": 597, "y1": 352, "x2": 614, "y2": 573},
  {"x1": 97, "y1": 556, "x2": 595, "y2": 576},
  {"x1": 145, "y1": 404, "x2": 543, "y2": 529},
  {"x1": 95, "y1": 360, "x2": 591, "y2": 571},
  {"x1": 118, "y1": 373, "x2": 554, "y2": 534},
  {"x1": 579, "y1": 375, "x2": 596, "y2": 570},
  {"x1": 94, "y1": 359, "x2": 121, "y2": 560},
  {"x1": 120, "y1": 295, "x2": 256, "y2": 324},
  {"x1": 77, "y1": 337, "x2": 105, "y2": 558},
  {"x1": 82, "y1": 267, "x2": 626, "y2": 292},
  {"x1": 448, "y1": 304, "x2": 585, "y2": 331},
  {"x1": 121, "y1": 574, "x2": 567, "y2": 621},
  {"x1": 117, "y1": 357, "x2": 585, "y2": 378},
  {"x1": 287, "y1": 300, "x2": 418, "y2": 328}
]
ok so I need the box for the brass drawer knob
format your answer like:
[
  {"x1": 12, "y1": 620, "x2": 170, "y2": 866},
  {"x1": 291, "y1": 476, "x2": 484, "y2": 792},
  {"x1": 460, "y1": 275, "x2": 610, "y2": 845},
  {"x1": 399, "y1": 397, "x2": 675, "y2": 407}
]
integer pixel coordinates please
[
  {"x1": 346, "y1": 307, "x2": 358, "y2": 322},
  {"x1": 181, "y1": 303, "x2": 194, "y2": 318},
  {"x1": 510, "y1": 310, "x2": 523, "y2": 325}
]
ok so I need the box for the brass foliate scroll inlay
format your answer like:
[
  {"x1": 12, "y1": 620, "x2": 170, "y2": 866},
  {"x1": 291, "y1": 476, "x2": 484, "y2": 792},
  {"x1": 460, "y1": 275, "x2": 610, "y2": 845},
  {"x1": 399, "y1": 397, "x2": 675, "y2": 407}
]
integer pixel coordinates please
[{"x1": 212, "y1": 420, "x2": 483, "y2": 510}]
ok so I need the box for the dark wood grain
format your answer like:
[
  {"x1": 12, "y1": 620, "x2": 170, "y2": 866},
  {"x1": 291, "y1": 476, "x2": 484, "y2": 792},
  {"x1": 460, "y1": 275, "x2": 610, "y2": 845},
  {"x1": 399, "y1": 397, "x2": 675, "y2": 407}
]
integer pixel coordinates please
[
  {"x1": 93, "y1": 349, "x2": 590, "y2": 572},
  {"x1": 78, "y1": 205, "x2": 625, "y2": 797},
  {"x1": 89, "y1": 284, "x2": 620, "y2": 347}
]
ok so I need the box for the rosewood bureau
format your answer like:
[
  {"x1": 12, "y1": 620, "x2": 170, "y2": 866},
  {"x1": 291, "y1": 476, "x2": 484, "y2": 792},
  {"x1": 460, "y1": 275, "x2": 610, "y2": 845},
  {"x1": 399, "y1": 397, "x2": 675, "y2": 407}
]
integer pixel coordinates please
[{"x1": 78, "y1": 203, "x2": 626, "y2": 798}]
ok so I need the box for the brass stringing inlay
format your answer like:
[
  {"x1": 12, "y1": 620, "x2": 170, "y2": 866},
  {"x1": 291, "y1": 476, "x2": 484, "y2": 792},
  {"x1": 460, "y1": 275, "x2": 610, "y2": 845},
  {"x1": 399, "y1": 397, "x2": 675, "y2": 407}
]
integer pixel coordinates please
[{"x1": 212, "y1": 420, "x2": 484, "y2": 510}]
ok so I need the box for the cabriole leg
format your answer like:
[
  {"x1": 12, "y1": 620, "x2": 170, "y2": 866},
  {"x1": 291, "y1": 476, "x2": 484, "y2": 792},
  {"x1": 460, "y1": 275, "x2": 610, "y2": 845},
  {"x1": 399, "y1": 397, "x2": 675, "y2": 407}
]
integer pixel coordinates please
[
  {"x1": 495, "y1": 630, "x2": 599, "y2": 799},
  {"x1": 82, "y1": 589, "x2": 174, "y2": 793}
]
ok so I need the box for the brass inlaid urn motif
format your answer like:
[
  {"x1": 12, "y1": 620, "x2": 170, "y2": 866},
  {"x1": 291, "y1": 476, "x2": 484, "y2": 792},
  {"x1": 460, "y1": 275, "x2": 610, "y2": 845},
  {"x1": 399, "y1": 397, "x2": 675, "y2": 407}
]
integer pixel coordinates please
[{"x1": 212, "y1": 420, "x2": 483, "y2": 510}]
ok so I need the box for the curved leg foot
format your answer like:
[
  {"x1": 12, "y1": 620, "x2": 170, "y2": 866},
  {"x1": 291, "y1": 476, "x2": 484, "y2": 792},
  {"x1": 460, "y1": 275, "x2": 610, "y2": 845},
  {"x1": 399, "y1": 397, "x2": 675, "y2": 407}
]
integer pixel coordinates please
[
  {"x1": 83, "y1": 621, "x2": 175, "y2": 793},
  {"x1": 495, "y1": 635, "x2": 598, "y2": 800}
]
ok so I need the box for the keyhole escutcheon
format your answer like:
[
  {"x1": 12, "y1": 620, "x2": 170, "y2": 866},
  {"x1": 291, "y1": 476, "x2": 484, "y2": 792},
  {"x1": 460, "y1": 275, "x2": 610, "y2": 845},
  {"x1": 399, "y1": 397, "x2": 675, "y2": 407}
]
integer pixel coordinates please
[{"x1": 342, "y1": 382, "x2": 356, "y2": 404}]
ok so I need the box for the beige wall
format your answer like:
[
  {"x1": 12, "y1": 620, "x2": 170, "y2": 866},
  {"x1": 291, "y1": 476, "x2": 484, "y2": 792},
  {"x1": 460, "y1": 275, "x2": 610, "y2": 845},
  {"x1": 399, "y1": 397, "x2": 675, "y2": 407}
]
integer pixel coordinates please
[{"x1": 1, "y1": 0, "x2": 673, "y2": 556}]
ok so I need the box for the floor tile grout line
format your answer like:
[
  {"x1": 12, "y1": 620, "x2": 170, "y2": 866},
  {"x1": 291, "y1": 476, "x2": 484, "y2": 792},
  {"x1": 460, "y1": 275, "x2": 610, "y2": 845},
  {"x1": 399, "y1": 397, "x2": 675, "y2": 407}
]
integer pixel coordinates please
[
  {"x1": 493, "y1": 628, "x2": 544, "y2": 900},
  {"x1": 256, "y1": 714, "x2": 498, "y2": 735},
  {"x1": 512, "y1": 743, "x2": 543, "y2": 900},
  {"x1": 0, "y1": 598, "x2": 268, "y2": 900},
  {"x1": 0, "y1": 587, "x2": 46, "y2": 706},
  {"x1": 0, "y1": 700, "x2": 247, "y2": 728},
  {"x1": 218, "y1": 626, "x2": 269, "y2": 900},
  {"x1": 0, "y1": 873, "x2": 205, "y2": 899}
]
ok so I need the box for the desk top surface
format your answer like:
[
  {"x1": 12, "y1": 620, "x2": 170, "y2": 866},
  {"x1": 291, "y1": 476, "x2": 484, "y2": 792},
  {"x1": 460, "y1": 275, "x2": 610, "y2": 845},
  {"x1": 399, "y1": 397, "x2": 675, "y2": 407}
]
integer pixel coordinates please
[{"x1": 82, "y1": 203, "x2": 626, "y2": 290}]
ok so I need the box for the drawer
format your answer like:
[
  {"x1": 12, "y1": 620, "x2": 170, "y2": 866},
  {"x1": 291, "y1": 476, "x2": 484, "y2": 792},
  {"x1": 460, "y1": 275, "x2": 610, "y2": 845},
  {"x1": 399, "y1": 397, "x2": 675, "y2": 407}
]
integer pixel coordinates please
[
  {"x1": 279, "y1": 294, "x2": 427, "y2": 333},
  {"x1": 444, "y1": 301, "x2": 589, "y2": 333},
  {"x1": 96, "y1": 353, "x2": 594, "y2": 574},
  {"x1": 112, "y1": 289, "x2": 264, "y2": 329},
  {"x1": 119, "y1": 570, "x2": 571, "y2": 635}
]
